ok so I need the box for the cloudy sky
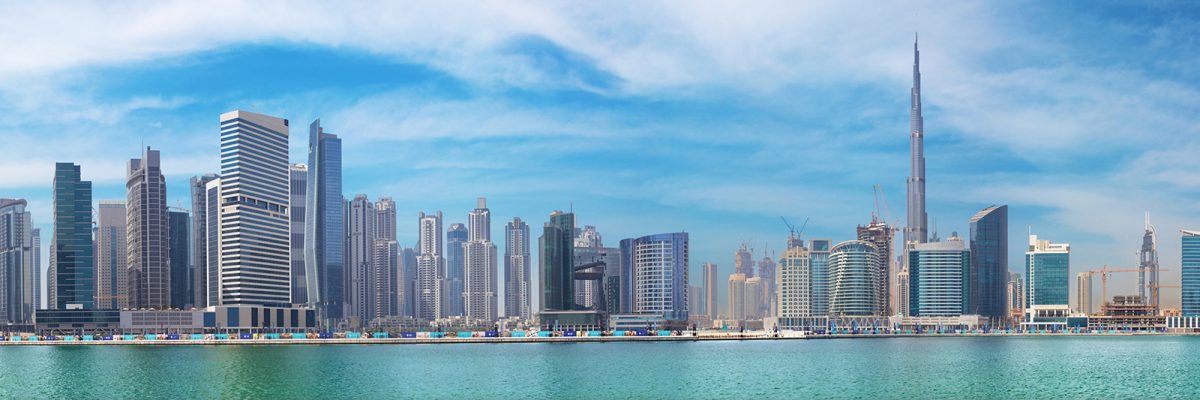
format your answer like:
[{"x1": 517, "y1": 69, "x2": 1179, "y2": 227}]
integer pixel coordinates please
[{"x1": 3, "y1": 1, "x2": 1198, "y2": 311}]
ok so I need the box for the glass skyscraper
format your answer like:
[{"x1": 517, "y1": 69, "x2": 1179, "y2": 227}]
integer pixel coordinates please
[
  {"x1": 168, "y1": 209, "x2": 191, "y2": 309},
  {"x1": 809, "y1": 239, "x2": 832, "y2": 316},
  {"x1": 446, "y1": 222, "x2": 467, "y2": 316},
  {"x1": 126, "y1": 147, "x2": 170, "y2": 309},
  {"x1": 969, "y1": 205, "x2": 1008, "y2": 321},
  {"x1": 540, "y1": 211, "x2": 574, "y2": 312},
  {"x1": 304, "y1": 119, "x2": 344, "y2": 322},
  {"x1": 1182, "y1": 230, "x2": 1200, "y2": 316},
  {"x1": 49, "y1": 162, "x2": 94, "y2": 310},
  {"x1": 620, "y1": 232, "x2": 689, "y2": 321},
  {"x1": 1025, "y1": 234, "x2": 1070, "y2": 309},
  {"x1": 0, "y1": 198, "x2": 36, "y2": 323},
  {"x1": 504, "y1": 218, "x2": 531, "y2": 319},
  {"x1": 908, "y1": 235, "x2": 970, "y2": 317},
  {"x1": 828, "y1": 240, "x2": 880, "y2": 317}
]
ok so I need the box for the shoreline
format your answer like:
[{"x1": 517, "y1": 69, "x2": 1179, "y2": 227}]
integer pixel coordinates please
[{"x1": 1, "y1": 332, "x2": 1193, "y2": 346}]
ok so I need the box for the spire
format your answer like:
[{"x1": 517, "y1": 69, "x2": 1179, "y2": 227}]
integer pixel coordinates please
[{"x1": 905, "y1": 34, "x2": 928, "y2": 247}]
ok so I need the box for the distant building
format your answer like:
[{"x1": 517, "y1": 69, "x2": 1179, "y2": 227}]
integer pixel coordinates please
[
  {"x1": 1007, "y1": 272, "x2": 1024, "y2": 315},
  {"x1": 49, "y1": 162, "x2": 95, "y2": 310},
  {"x1": 445, "y1": 222, "x2": 467, "y2": 317},
  {"x1": 289, "y1": 164, "x2": 308, "y2": 305},
  {"x1": 897, "y1": 267, "x2": 910, "y2": 316},
  {"x1": 828, "y1": 240, "x2": 882, "y2": 317},
  {"x1": 463, "y1": 198, "x2": 498, "y2": 322},
  {"x1": 167, "y1": 209, "x2": 191, "y2": 309},
  {"x1": 574, "y1": 243, "x2": 619, "y2": 313},
  {"x1": 371, "y1": 239, "x2": 400, "y2": 319},
  {"x1": 540, "y1": 211, "x2": 574, "y2": 312},
  {"x1": 968, "y1": 205, "x2": 1008, "y2": 322},
  {"x1": 416, "y1": 211, "x2": 445, "y2": 319},
  {"x1": 727, "y1": 272, "x2": 746, "y2": 320},
  {"x1": 734, "y1": 244, "x2": 754, "y2": 278},
  {"x1": 857, "y1": 220, "x2": 893, "y2": 316},
  {"x1": 346, "y1": 194, "x2": 376, "y2": 321},
  {"x1": 574, "y1": 225, "x2": 603, "y2": 308},
  {"x1": 504, "y1": 218, "x2": 531, "y2": 319},
  {"x1": 0, "y1": 199, "x2": 36, "y2": 323},
  {"x1": 1025, "y1": 233, "x2": 1070, "y2": 316},
  {"x1": 809, "y1": 239, "x2": 832, "y2": 317},
  {"x1": 303, "y1": 119, "x2": 344, "y2": 324},
  {"x1": 620, "y1": 232, "x2": 689, "y2": 321},
  {"x1": 95, "y1": 201, "x2": 127, "y2": 310},
  {"x1": 126, "y1": 147, "x2": 170, "y2": 310},
  {"x1": 1076, "y1": 272, "x2": 1093, "y2": 315},
  {"x1": 701, "y1": 262, "x2": 718, "y2": 321},
  {"x1": 907, "y1": 234, "x2": 969, "y2": 317},
  {"x1": 744, "y1": 277, "x2": 763, "y2": 320},
  {"x1": 757, "y1": 253, "x2": 777, "y2": 318},
  {"x1": 188, "y1": 174, "x2": 219, "y2": 309},
  {"x1": 1182, "y1": 230, "x2": 1200, "y2": 316},
  {"x1": 1140, "y1": 215, "x2": 1159, "y2": 308}
]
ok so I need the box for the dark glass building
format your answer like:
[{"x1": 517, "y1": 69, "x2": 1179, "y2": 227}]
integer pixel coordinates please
[
  {"x1": 50, "y1": 162, "x2": 94, "y2": 310},
  {"x1": 168, "y1": 209, "x2": 191, "y2": 309},
  {"x1": 304, "y1": 119, "x2": 345, "y2": 323},
  {"x1": 446, "y1": 223, "x2": 468, "y2": 316},
  {"x1": 969, "y1": 205, "x2": 1008, "y2": 321},
  {"x1": 1182, "y1": 230, "x2": 1200, "y2": 316},
  {"x1": 540, "y1": 211, "x2": 574, "y2": 312}
]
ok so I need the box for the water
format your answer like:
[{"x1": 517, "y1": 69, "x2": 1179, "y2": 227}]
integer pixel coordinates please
[{"x1": 0, "y1": 336, "x2": 1196, "y2": 398}]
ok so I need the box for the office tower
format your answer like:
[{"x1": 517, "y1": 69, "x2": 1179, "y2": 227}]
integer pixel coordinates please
[
  {"x1": 540, "y1": 211, "x2": 574, "y2": 312},
  {"x1": 463, "y1": 198, "x2": 498, "y2": 321},
  {"x1": 620, "y1": 232, "x2": 689, "y2": 321},
  {"x1": 1140, "y1": 214, "x2": 1159, "y2": 308},
  {"x1": 744, "y1": 277, "x2": 762, "y2": 320},
  {"x1": 416, "y1": 211, "x2": 444, "y2": 319},
  {"x1": 574, "y1": 225, "x2": 602, "y2": 308},
  {"x1": 734, "y1": 244, "x2": 754, "y2": 278},
  {"x1": 401, "y1": 246, "x2": 417, "y2": 317},
  {"x1": 757, "y1": 252, "x2": 776, "y2": 318},
  {"x1": 574, "y1": 234, "x2": 620, "y2": 313},
  {"x1": 346, "y1": 194, "x2": 376, "y2": 320},
  {"x1": 907, "y1": 234, "x2": 970, "y2": 317},
  {"x1": 1007, "y1": 272, "x2": 1024, "y2": 314},
  {"x1": 968, "y1": 205, "x2": 1008, "y2": 321},
  {"x1": 289, "y1": 164, "x2": 308, "y2": 305},
  {"x1": 828, "y1": 240, "x2": 882, "y2": 317},
  {"x1": 201, "y1": 178, "x2": 222, "y2": 307},
  {"x1": 778, "y1": 238, "x2": 814, "y2": 318},
  {"x1": 374, "y1": 197, "x2": 396, "y2": 241},
  {"x1": 167, "y1": 209, "x2": 190, "y2": 309},
  {"x1": 504, "y1": 217, "x2": 531, "y2": 318},
  {"x1": 372, "y1": 239, "x2": 399, "y2": 319},
  {"x1": 445, "y1": 223, "x2": 467, "y2": 316},
  {"x1": 31, "y1": 228, "x2": 40, "y2": 310},
  {"x1": 95, "y1": 201, "x2": 127, "y2": 309},
  {"x1": 810, "y1": 239, "x2": 832, "y2": 317},
  {"x1": 688, "y1": 285, "x2": 702, "y2": 318},
  {"x1": 49, "y1": 163, "x2": 94, "y2": 310},
  {"x1": 1076, "y1": 272, "x2": 1093, "y2": 315},
  {"x1": 1025, "y1": 233, "x2": 1070, "y2": 311},
  {"x1": 905, "y1": 36, "x2": 928, "y2": 247},
  {"x1": 189, "y1": 174, "x2": 219, "y2": 308},
  {"x1": 897, "y1": 267, "x2": 910, "y2": 316},
  {"x1": 727, "y1": 272, "x2": 746, "y2": 320},
  {"x1": 702, "y1": 262, "x2": 718, "y2": 320},
  {"x1": 1182, "y1": 230, "x2": 1200, "y2": 316},
  {"x1": 214, "y1": 110, "x2": 291, "y2": 306},
  {"x1": 126, "y1": 147, "x2": 171, "y2": 309},
  {"x1": 0, "y1": 199, "x2": 36, "y2": 323},
  {"x1": 857, "y1": 220, "x2": 893, "y2": 315},
  {"x1": 304, "y1": 119, "x2": 344, "y2": 322}
]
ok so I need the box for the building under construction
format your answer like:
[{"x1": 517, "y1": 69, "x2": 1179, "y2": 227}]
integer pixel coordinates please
[{"x1": 1087, "y1": 295, "x2": 1165, "y2": 332}]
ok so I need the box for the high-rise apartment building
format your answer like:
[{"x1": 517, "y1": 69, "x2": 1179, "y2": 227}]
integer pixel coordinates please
[
  {"x1": 1140, "y1": 214, "x2": 1159, "y2": 308},
  {"x1": 778, "y1": 238, "x2": 815, "y2": 319},
  {"x1": 1007, "y1": 272, "x2": 1024, "y2": 318},
  {"x1": 907, "y1": 234, "x2": 970, "y2": 317},
  {"x1": 445, "y1": 222, "x2": 467, "y2": 316},
  {"x1": 95, "y1": 201, "x2": 127, "y2": 310},
  {"x1": 1182, "y1": 230, "x2": 1200, "y2": 316},
  {"x1": 126, "y1": 147, "x2": 171, "y2": 309},
  {"x1": 201, "y1": 178, "x2": 222, "y2": 307},
  {"x1": 540, "y1": 211, "x2": 574, "y2": 312},
  {"x1": 346, "y1": 194, "x2": 376, "y2": 321},
  {"x1": 463, "y1": 198, "x2": 498, "y2": 322},
  {"x1": 702, "y1": 262, "x2": 718, "y2": 321},
  {"x1": 1076, "y1": 272, "x2": 1093, "y2": 315},
  {"x1": 744, "y1": 276, "x2": 763, "y2": 320},
  {"x1": 416, "y1": 211, "x2": 444, "y2": 319},
  {"x1": 727, "y1": 272, "x2": 746, "y2": 320},
  {"x1": 1025, "y1": 234, "x2": 1070, "y2": 312},
  {"x1": 857, "y1": 220, "x2": 892, "y2": 315},
  {"x1": 574, "y1": 225, "x2": 603, "y2": 308},
  {"x1": 620, "y1": 232, "x2": 689, "y2": 321},
  {"x1": 828, "y1": 240, "x2": 881, "y2": 317},
  {"x1": 49, "y1": 162, "x2": 94, "y2": 310},
  {"x1": 371, "y1": 239, "x2": 400, "y2": 319},
  {"x1": 757, "y1": 253, "x2": 776, "y2": 318},
  {"x1": 969, "y1": 205, "x2": 1008, "y2": 322},
  {"x1": 504, "y1": 217, "x2": 531, "y2": 319},
  {"x1": 289, "y1": 164, "x2": 308, "y2": 305},
  {"x1": 0, "y1": 199, "x2": 36, "y2": 323},
  {"x1": 189, "y1": 174, "x2": 219, "y2": 308},
  {"x1": 809, "y1": 239, "x2": 832, "y2": 316},
  {"x1": 303, "y1": 119, "x2": 344, "y2": 323},
  {"x1": 168, "y1": 209, "x2": 191, "y2": 309},
  {"x1": 214, "y1": 110, "x2": 291, "y2": 306}
]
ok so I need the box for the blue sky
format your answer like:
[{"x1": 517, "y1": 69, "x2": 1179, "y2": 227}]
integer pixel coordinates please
[{"x1": 2, "y1": 1, "x2": 1198, "y2": 312}]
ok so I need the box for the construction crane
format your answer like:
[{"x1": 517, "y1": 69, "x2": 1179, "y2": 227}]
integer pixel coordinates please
[
  {"x1": 780, "y1": 216, "x2": 808, "y2": 248},
  {"x1": 1091, "y1": 266, "x2": 1171, "y2": 309}
]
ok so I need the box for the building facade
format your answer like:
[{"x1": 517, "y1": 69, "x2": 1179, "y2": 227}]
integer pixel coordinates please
[
  {"x1": 0, "y1": 199, "x2": 36, "y2": 323},
  {"x1": 504, "y1": 217, "x2": 531, "y2": 319},
  {"x1": 857, "y1": 220, "x2": 893, "y2": 316},
  {"x1": 907, "y1": 235, "x2": 970, "y2": 317},
  {"x1": 416, "y1": 211, "x2": 444, "y2": 319},
  {"x1": 968, "y1": 205, "x2": 1008, "y2": 321},
  {"x1": 462, "y1": 198, "x2": 498, "y2": 322},
  {"x1": 303, "y1": 119, "x2": 345, "y2": 323},
  {"x1": 1182, "y1": 230, "x2": 1200, "y2": 316},
  {"x1": 778, "y1": 239, "x2": 816, "y2": 319},
  {"x1": 167, "y1": 209, "x2": 191, "y2": 309},
  {"x1": 620, "y1": 232, "x2": 689, "y2": 321},
  {"x1": 189, "y1": 174, "x2": 219, "y2": 309},
  {"x1": 50, "y1": 162, "x2": 95, "y2": 310},
  {"x1": 214, "y1": 110, "x2": 292, "y2": 306},
  {"x1": 445, "y1": 222, "x2": 467, "y2": 317},
  {"x1": 828, "y1": 240, "x2": 882, "y2": 317},
  {"x1": 727, "y1": 272, "x2": 746, "y2": 320},
  {"x1": 702, "y1": 262, "x2": 718, "y2": 321},
  {"x1": 540, "y1": 211, "x2": 574, "y2": 312},
  {"x1": 345, "y1": 194, "x2": 376, "y2": 322},
  {"x1": 288, "y1": 164, "x2": 308, "y2": 305},
  {"x1": 95, "y1": 201, "x2": 127, "y2": 310},
  {"x1": 1025, "y1": 234, "x2": 1070, "y2": 313},
  {"x1": 1076, "y1": 272, "x2": 1093, "y2": 315},
  {"x1": 126, "y1": 147, "x2": 171, "y2": 309}
]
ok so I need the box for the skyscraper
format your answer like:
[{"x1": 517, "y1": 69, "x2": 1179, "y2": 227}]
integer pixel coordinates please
[
  {"x1": 1181, "y1": 230, "x2": 1200, "y2": 316},
  {"x1": 463, "y1": 198, "x2": 498, "y2": 322},
  {"x1": 289, "y1": 164, "x2": 308, "y2": 305},
  {"x1": 95, "y1": 201, "x2": 127, "y2": 310},
  {"x1": 734, "y1": 244, "x2": 754, "y2": 278},
  {"x1": 1007, "y1": 272, "x2": 1024, "y2": 318},
  {"x1": 778, "y1": 237, "x2": 816, "y2": 319},
  {"x1": 201, "y1": 177, "x2": 222, "y2": 307},
  {"x1": 757, "y1": 252, "x2": 776, "y2": 318},
  {"x1": 30, "y1": 228, "x2": 40, "y2": 310},
  {"x1": 374, "y1": 198, "x2": 397, "y2": 241},
  {"x1": 303, "y1": 119, "x2": 344, "y2": 323},
  {"x1": 905, "y1": 35, "x2": 928, "y2": 247},
  {"x1": 214, "y1": 110, "x2": 291, "y2": 306},
  {"x1": 168, "y1": 209, "x2": 191, "y2": 309},
  {"x1": 810, "y1": 239, "x2": 832, "y2": 317},
  {"x1": 50, "y1": 162, "x2": 94, "y2": 310},
  {"x1": 504, "y1": 217, "x2": 531, "y2": 319},
  {"x1": 897, "y1": 267, "x2": 910, "y2": 316},
  {"x1": 1025, "y1": 234, "x2": 1070, "y2": 312},
  {"x1": 416, "y1": 211, "x2": 444, "y2": 319},
  {"x1": 123, "y1": 147, "x2": 171, "y2": 310},
  {"x1": 445, "y1": 222, "x2": 467, "y2": 316},
  {"x1": 574, "y1": 225, "x2": 603, "y2": 308},
  {"x1": 968, "y1": 205, "x2": 1008, "y2": 321},
  {"x1": 702, "y1": 262, "x2": 718, "y2": 321},
  {"x1": 727, "y1": 273, "x2": 746, "y2": 320},
  {"x1": 0, "y1": 199, "x2": 36, "y2": 323},
  {"x1": 189, "y1": 174, "x2": 219, "y2": 308},
  {"x1": 621, "y1": 232, "x2": 689, "y2": 321},
  {"x1": 371, "y1": 239, "x2": 400, "y2": 319},
  {"x1": 346, "y1": 194, "x2": 376, "y2": 321},
  {"x1": 744, "y1": 277, "x2": 762, "y2": 320},
  {"x1": 1140, "y1": 214, "x2": 1159, "y2": 308},
  {"x1": 857, "y1": 220, "x2": 893, "y2": 315},
  {"x1": 1076, "y1": 272, "x2": 1093, "y2": 315},
  {"x1": 540, "y1": 211, "x2": 574, "y2": 312},
  {"x1": 401, "y1": 246, "x2": 417, "y2": 318},
  {"x1": 907, "y1": 234, "x2": 970, "y2": 317},
  {"x1": 828, "y1": 240, "x2": 882, "y2": 317}
]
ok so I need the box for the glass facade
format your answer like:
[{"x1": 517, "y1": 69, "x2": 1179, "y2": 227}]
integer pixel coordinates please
[
  {"x1": 810, "y1": 239, "x2": 831, "y2": 316},
  {"x1": 168, "y1": 210, "x2": 191, "y2": 309},
  {"x1": 51, "y1": 163, "x2": 94, "y2": 310},
  {"x1": 969, "y1": 205, "x2": 1008, "y2": 320},
  {"x1": 446, "y1": 223, "x2": 467, "y2": 316},
  {"x1": 541, "y1": 212, "x2": 574, "y2": 312},
  {"x1": 908, "y1": 238, "x2": 970, "y2": 317},
  {"x1": 828, "y1": 240, "x2": 881, "y2": 316},
  {"x1": 1026, "y1": 235, "x2": 1070, "y2": 308},
  {"x1": 304, "y1": 119, "x2": 345, "y2": 322},
  {"x1": 1183, "y1": 231, "x2": 1200, "y2": 316},
  {"x1": 620, "y1": 232, "x2": 688, "y2": 321}
]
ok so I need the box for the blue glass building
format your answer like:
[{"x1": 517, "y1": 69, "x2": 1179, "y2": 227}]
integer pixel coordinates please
[
  {"x1": 50, "y1": 162, "x2": 94, "y2": 310},
  {"x1": 304, "y1": 119, "x2": 345, "y2": 322},
  {"x1": 908, "y1": 235, "x2": 970, "y2": 317},
  {"x1": 168, "y1": 209, "x2": 191, "y2": 309},
  {"x1": 619, "y1": 232, "x2": 689, "y2": 321},
  {"x1": 809, "y1": 239, "x2": 831, "y2": 316},
  {"x1": 1025, "y1": 234, "x2": 1070, "y2": 308},
  {"x1": 446, "y1": 223, "x2": 468, "y2": 316},
  {"x1": 1182, "y1": 230, "x2": 1200, "y2": 316},
  {"x1": 828, "y1": 240, "x2": 881, "y2": 316},
  {"x1": 969, "y1": 205, "x2": 1008, "y2": 321}
]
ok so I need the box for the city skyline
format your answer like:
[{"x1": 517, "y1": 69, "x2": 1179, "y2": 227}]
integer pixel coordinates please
[{"x1": 1, "y1": 2, "x2": 1198, "y2": 313}]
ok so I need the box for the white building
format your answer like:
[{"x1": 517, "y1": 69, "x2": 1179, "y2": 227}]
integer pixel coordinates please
[
  {"x1": 462, "y1": 198, "x2": 497, "y2": 322},
  {"x1": 416, "y1": 211, "x2": 444, "y2": 319}
]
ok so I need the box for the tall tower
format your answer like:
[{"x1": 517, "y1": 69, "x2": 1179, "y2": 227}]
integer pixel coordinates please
[
  {"x1": 50, "y1": 162, "x2": 95, "y2": 310},
  {"x1": 504, "y1": 217, "x2": 531, "y2": 318},
  {"x1": 288, "y1": 164, "x2": 308, "y2": 305},
  {"x1": 463, "y1": 198, "x2": 498, "y2": 322},
  {"x1": 416, "y1": 211, "x2": 444, "y2": 319},
  {"x1": 346, "y1": 194, "x2": 376, "y2": 321},
  {"x1": 905, "y1": 35, "x2": 928, "y2": 247},
  {"x1": 304, "y1": 119, "x2": 345, "y2": 323},
  {"x1": 95, "y1": 201, "x2": 128, "y2": 309},
  {"x1": 1139, "y1": 213, "x2": 1159, "y2": 308}
]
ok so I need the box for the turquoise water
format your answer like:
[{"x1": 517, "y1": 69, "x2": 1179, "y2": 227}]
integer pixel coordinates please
[{"x1": 0, "y1": 336, "x2": 1197, "y2": 398}]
